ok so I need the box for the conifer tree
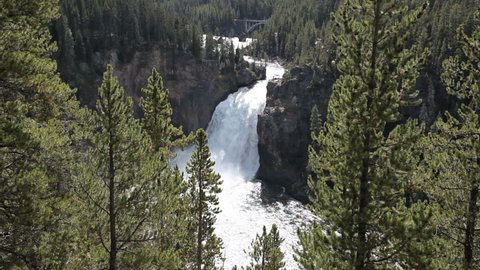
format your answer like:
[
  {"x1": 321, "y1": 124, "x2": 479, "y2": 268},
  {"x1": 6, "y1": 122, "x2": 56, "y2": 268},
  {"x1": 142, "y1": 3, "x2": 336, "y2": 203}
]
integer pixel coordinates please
[
  {"x1": 228, "y1": 42, "x2": 236, "y2": 71},
  {"x1": 140, "y1": 67, "x2": 187, "y2": 155},
  {"x1": 235, "y1": 48, "x2": 243, "y2": 65},
  {"x1": 0, "y1": 0, "x2": 78, "y2": 267},
  {"x1": 191, "y1": 24, "x2": 203, "y2": 59},
  {"x1": 140, "y1": 67, "x2": 190, "y2": 268},
  {"x1": 149, "y1": 163, "x2": 190, "y2": 270},
  {"x1": 55, "y1": 14, "x2": 76, "y2": 68},
  {"x1": 297, "y1": 0, "x2": 435, "y2": 269},
  {"x1": 424, "y1": 10, "x2": 480, "y2": 269},
  {"x1": 244, "y1": 224, "x2": 285, "y2": 270},
  {"x1": 309, "y1": 105, "x2": 323, "y2": 136},
  {"x1": 205, "y1": 34, "x2": 216, "y2": 59},
  {"x1": 72, "y1": 65, "x2": 163, "y2": 269},
  {"x1": 186, "y1": 129, "x2": 223, "y2": 270}
]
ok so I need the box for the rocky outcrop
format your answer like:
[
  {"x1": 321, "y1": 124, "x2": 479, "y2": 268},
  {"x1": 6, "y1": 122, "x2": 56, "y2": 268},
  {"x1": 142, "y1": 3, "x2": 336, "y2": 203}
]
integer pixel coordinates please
[
  {"x1": 235, "y1": 66, "x2": 257, "y2": 87},
  {"x1": 257, "y1": 64, "x2": 453, "y2": 203},
  {"x1": 257, "y1": 65, "x2": 334, "y2": 203},
  {"x1": 65, "y1": 47, "x2": 264, "y2": 133}
]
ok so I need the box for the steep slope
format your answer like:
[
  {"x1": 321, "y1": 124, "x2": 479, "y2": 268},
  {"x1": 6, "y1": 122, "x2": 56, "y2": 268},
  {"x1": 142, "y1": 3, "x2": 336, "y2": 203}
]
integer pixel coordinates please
[
  {"x1": 257, "y1": 66, "x2": 333, "y2": 202},
  {"x1": 66, "y1": 47, "x2": 264, "y2": 133}
]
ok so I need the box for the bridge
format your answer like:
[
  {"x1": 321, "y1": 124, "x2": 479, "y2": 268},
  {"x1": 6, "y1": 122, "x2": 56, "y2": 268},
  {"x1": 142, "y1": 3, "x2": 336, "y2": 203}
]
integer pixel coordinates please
[{"x1": 235, "y1": 19, "x2": 267, "y2": 35}]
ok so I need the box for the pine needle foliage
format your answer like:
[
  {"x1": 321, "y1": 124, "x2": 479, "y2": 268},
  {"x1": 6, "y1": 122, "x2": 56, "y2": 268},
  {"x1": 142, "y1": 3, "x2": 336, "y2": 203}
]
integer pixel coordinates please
[
  {"x1": 424, "y1": 10, "x2": 480, "y2": 269},
  {"x1": 73, "y1": 65, "x2": 170, "y2": 269},
  {"x1": 140, "y1": 67, "x2": 189, "y2": 155},
  {"x1": 141, "y1": 67, "x2": 192, "y2": 269},
  {"x1": 186, "y1": 129, "x2": 223, "y2": 270},
  {"x1": 244, "y1": 224, "x2": 286, "y2": 270},
  {"x1": 0, "y1": 0, "x2": 79, "y2": 268},
  {"x1": 297, "y1": 0, "x2": 436, "y2": 269}
]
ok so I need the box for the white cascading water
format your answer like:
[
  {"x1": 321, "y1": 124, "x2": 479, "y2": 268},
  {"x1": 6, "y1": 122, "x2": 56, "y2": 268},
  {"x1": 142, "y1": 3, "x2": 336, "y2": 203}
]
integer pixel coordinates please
[{"x1": 176, "y1": 41, "x2": 314, "y2": 269}]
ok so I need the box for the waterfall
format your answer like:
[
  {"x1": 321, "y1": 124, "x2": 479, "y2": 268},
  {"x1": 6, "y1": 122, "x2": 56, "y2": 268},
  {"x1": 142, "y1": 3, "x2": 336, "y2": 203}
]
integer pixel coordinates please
[
  {"x1": 175, "y1": 60, "x2": 314, "y2": 269},
  {"x1": 206, "y1": 61, "x2": 281, "y2": 179}
]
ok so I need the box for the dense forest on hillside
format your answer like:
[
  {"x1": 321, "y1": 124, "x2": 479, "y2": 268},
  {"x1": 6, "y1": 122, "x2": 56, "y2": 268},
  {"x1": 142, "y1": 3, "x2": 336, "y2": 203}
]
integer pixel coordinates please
[
  {"x1": 250, "y1": 0, "x2": 479, "y2": 66},
  {"x1": 248, "y1": 0, "x2": 480, "y2": 127},
  {"x1": 4, "y1": 0, "x2": 480, "y2": 269},
  {"x1": 52, "y1": 0, "x2": 278, "y2": 65},
  {"x1": 52, "y1": 0, "x2": 273, "y2": 108},
  {"x1": 54, "y1": 0, "x2": 480, "y2": 121},
  {"x1": 52, "y1": 0, "x2": 479, "y2": 68},
  {"x1": 53, "y1": 0, "x2": 205, "y2": 66}
]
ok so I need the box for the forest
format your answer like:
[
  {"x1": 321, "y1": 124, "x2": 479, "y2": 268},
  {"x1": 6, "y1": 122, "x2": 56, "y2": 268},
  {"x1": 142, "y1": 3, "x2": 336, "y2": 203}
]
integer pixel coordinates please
[{"x1": 3, "y1": 0, "x2": 480, "y2": 269}]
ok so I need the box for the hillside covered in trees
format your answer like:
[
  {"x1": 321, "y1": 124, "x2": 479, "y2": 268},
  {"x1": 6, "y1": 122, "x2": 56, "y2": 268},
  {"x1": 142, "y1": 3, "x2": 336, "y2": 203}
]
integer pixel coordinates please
[
  {"x1": 53, "y1": 0, "x2": 278, "y2": 65},
  {"x1": 4, "y1": 0, "x2": 480, "y2": 269},
  {"x1": 53, "y1": 0, "x2": 480, "y2": 123}
]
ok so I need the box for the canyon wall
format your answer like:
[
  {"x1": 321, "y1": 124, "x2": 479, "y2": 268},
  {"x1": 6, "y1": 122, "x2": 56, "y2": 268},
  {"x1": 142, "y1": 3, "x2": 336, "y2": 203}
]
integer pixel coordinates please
[
  {"x1": 64, "y1": 48, "x2": 263, "y2": 133},
  {"x1": 257, "y1": 65, "x2": 333, "y2": 202},
  {"x1": 257, "y1": 65, "x2": 452, "y2": 202}
]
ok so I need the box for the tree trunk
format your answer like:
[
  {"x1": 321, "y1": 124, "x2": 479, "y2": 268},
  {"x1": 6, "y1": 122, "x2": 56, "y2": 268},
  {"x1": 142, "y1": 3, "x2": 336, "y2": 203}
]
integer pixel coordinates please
[
  {"x1": 356, "y1": 1, "x2": 381, "y2": 268},
  {"x1": 262, "y1": 236, "x2": 266, "y2": 270},
  {"x1": 464, "y1": 185, "x2": 478, "y2": 269},
  {"x1": 356, "y1": 138, "x2": 370, "y2": 270},
  {"x1": 197, "y1": 174, "x2": 203, "y2": 270},
  {"x1": 108, "y1": 117, "x2": 117, "y2": 270}
]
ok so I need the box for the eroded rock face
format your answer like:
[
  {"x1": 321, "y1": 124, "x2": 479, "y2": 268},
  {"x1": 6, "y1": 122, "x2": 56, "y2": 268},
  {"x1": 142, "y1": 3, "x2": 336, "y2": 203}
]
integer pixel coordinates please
[
  {"x1": 257, "y1": 64, "x2": 452, "y2": 203},
  {"x1": 235, "y1": 66, "x2": 256, "y2": 87},
  {"x1": 65, "y1": 48, "x2": 263, "y2": 133},
  {"x1": 257, "y1": 65, "x2": 334, "y2": 203}
]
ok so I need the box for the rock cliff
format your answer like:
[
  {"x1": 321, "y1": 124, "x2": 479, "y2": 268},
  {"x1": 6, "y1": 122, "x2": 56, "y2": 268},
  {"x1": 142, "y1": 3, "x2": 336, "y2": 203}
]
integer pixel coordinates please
[
  {"x1": 63, "y1": 47, "x2": 264, "y2": 133},
  {"x1": 257, "y1": 65, "x2": 453, "y2": 203},
  {"x1": 257, "y1": 65, "x2": 334, "y2": 203}
]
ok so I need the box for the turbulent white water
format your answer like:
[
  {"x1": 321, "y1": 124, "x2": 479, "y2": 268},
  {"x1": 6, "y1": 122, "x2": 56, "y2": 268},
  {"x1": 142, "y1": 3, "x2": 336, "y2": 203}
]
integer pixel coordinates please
[
  {"x1": 175, "y1": 59, "x2": 314, "y2": 269},
  {"x1": 202, "y1": 35, "x2": 254, "y2": 50}
]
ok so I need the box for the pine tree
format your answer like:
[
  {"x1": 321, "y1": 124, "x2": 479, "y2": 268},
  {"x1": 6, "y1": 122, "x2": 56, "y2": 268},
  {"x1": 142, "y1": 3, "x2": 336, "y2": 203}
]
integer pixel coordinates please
[
  {"x1": 309, "y1": 105, "x2": 323, "y2": 136},
  {"x1": 235, "y1": 48, "x2": 243, "y2": 65},
  {"x1": 297, "y1": 0, "x2": 435, "y2": 269},
  {"x1": 244, "y1": 224, "x2": 285, "y2": 270},
  {"x1": 228, "y1": 42, "x2": 236, "y2": 71},
  {"x1": 205, "y1": 34, "x2": 216, "y2": 59},
  {"x1": 140, "y1": 67, "x2": 187, "y2": 155},
  {"x1": 186, "y1": 129, "x2": 223, "y2": 270},
  {"x1": 0, "y1": 0, "x2": 78, "y2": 267},
  {"x1": 55, "y1": 14, "x2": 76, "y2": 68},
  {"x1": 72, "y1": 65, "x2": 163, "y2": 269},
  {"x1": 423, "y1": 10, "x2": 480, "y2": 269},
  {"x1": 191, "y1": 24, "x2": 203, "y2": 59},
  {"x1": 140, "y1": 67, "x2": 191, "y2": 268},
  {"x1": 149, "y1": 164, "x2": 190, "y2": 270}
]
